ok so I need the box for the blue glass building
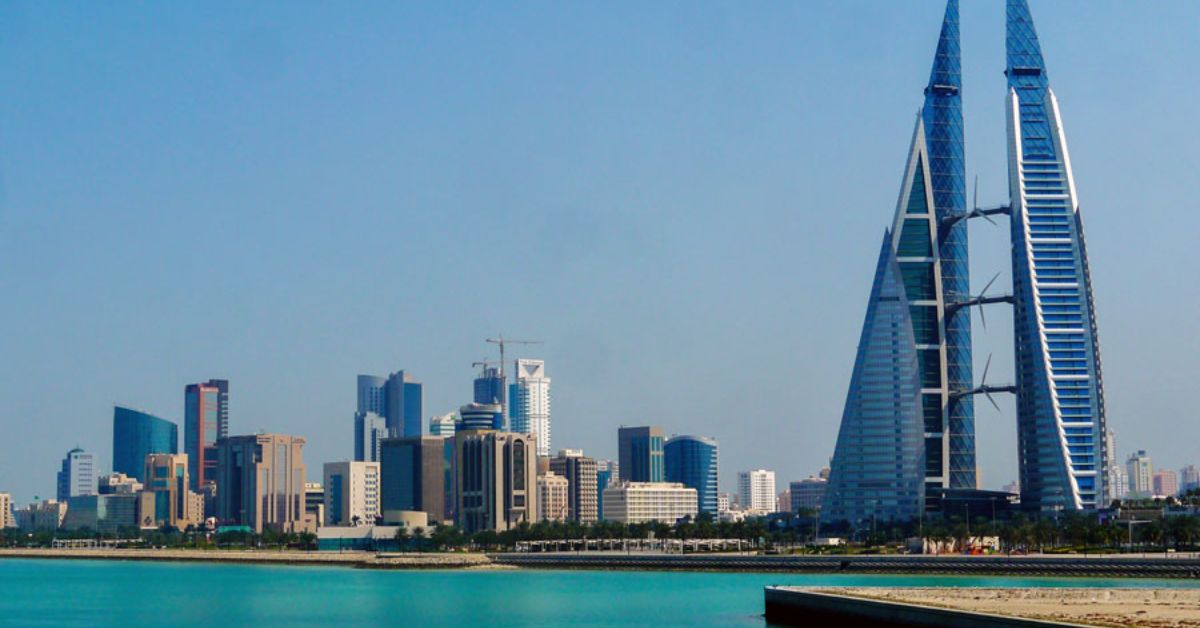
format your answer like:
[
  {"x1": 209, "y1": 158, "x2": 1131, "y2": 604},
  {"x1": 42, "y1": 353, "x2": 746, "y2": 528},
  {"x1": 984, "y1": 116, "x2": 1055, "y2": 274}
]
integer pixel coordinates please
[
  {"x1": 664, "y1": 435, "x2": 719, "y2": 515},
  {"x1": 112, "y1": 406, "x2": 178, "y2": 482},
  {"x1": 356, "y1": 370, "x2": 423, "y2": 440},
  {"x1": 1006, "y1": 0, "x2": 1108, "y2": 510},
  {"x1": 822, "y1": 234, "x2": 927, "y2": 525},
  {"x1": 617, "y1": 426, "x2": 664, "y2": 484}
]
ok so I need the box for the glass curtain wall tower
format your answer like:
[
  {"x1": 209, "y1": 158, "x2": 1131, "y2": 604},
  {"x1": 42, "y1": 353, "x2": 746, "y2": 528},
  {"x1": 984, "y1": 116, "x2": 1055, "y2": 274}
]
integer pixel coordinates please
[
  {"x1": 1006, "y1": 0, "x2": 1108, "y2": 511},
  {"x1": 823, "y1": 0, "x2": 970, "y2": 525}
]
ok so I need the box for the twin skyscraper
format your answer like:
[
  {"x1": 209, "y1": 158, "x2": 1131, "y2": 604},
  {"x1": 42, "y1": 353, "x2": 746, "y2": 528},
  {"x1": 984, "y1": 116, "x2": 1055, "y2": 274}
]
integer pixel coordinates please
[{"x1": 823, "y1": 0, "x2": 1109, "y2": 525}]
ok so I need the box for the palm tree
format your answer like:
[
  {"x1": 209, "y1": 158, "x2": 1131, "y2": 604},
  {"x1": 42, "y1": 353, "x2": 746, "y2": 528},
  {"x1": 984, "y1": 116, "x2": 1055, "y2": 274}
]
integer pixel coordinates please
[
  {"x1": 394, "y1": 526, "x2": 410, "y2": 551},
  {"x1": 412, "y1": 526, "x2": 426, "y2": 552}
]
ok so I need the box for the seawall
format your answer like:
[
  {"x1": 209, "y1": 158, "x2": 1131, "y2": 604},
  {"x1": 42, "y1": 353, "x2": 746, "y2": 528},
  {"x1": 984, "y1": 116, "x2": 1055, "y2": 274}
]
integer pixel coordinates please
[{"x1": 763, "y1": 587, "x2": 1082, "y2": 627}]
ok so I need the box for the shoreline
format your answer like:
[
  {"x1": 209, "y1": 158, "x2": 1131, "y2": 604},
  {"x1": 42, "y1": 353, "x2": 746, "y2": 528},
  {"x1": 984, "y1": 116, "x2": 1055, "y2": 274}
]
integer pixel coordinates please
[{"x1": 5, "y1": 548, "x2": 1200, "y2": 578}]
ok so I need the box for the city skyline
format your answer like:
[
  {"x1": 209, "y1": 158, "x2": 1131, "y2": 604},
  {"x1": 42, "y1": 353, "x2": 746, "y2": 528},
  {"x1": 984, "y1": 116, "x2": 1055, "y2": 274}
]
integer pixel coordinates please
[{"x1": 3, "y1": 1, "x2": 1200, "y2": 503}]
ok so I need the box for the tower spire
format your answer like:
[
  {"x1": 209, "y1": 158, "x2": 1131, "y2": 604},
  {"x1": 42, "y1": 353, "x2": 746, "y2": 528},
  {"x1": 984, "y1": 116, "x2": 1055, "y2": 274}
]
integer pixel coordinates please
[
  {"x1": 927, "y1": 0, "x2": 960, "y2": 93},
  {"x1": 1006, "y1": 0, "x2": 1047, "y2": 75}
]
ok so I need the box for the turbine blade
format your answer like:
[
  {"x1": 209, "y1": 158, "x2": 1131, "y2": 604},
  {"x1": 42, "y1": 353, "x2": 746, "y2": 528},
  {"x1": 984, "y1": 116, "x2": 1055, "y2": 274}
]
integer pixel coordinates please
[
  {"x1": 985, "y1": 390, "x2": 1001, "y2": 412},
  {"x1": 982, "y1": 354, "x2": 993, "y2": 384}
]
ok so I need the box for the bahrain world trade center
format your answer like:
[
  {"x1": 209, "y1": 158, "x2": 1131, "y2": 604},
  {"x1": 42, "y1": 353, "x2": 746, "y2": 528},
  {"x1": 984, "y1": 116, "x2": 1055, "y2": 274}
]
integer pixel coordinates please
[{"x1": 822, "y1": 0, "x2": 1109, "y2": 525}]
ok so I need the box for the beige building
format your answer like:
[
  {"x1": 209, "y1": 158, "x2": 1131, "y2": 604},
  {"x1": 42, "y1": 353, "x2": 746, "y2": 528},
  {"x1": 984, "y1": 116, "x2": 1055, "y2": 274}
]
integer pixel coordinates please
[
  {"x1": 456, "y1": 430, "x2": 539, "y2": 533},
  {"x1": 140, "y1": 453, "x2": 202, "y2": 530},
  {"x1": 601, "y1": 482, "x2": 697, "y2": 524},
  {"x1": 0, "y1": 493, "x2": 13, "y2": 529},
  {"x1": 538, "y1": 472, "x2": 569, "y2": 522},
  {"x1": 549, "y1": 449, "x2": 598, "y2": 523},
  {"x1": 99, "y1": 473, "x2": 143, "y2": 495},
  {"x1": 216, "y1": 434, "x2": 315, "y2": 534},
  {"x1": 323, "y1": 461, "x2": 381, "y2": 526},
  {"x1": 15, "y1": 500, "x2": 68, "y2": 530}
]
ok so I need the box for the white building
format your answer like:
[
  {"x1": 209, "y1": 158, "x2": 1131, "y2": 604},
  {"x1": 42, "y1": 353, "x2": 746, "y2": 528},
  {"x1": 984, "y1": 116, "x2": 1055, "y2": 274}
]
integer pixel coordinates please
[
  {"x1": 537, "y1": 471, "x2": 569, "y2": 522},
  {"x1": 738, "y1": 469, "x2": 776, "y2": 512},
  {"x1": 511, "y1": 359, "x2": 551, "y2": 457},
  {"x1": 1181, "y1": 465, "x2": 1200, "y2": 495},
  {"x1": 717, "y1": 493, "x2": 731, "y2": 514},
  {"x1": 1126, "y1": 450, "x2": 1153, "y2": 499},
  {"x1": 0, "y1": 493, "x2": 13, "y2": 529},
  {"x1": 601, "y1": 482, "x2": 697, "y2": 524},
  {"x1": 57, "y1": 448, "x2": 97, "y2": 501},
  {"x1": 323, "y1": 461, "x2": 381, "y2": 526},
  {"x1": 429, "y1": 413, "x2": 458, "y2": 438}
]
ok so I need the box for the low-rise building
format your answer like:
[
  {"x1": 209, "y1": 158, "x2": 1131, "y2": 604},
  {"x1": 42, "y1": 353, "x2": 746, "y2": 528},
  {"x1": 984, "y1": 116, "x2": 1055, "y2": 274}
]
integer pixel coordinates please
[
  {"x1": 62, "y1": 494, "x2": 138, "y2": 533},
  {"x1": 305, "y1": 482, "x2": 325, "y2": 528},
  {"x1": 0, "y1": 493, "x2": 13, "y2": 529},
  {"x1": 98, "y1": 473, "x2": 143, "y2": 495},
  {"x1": 324, "y1": 461, "x2": 381, "y2": 527},
  {"x1": 789, "y1": 477, "x2": 828, "y2": 513},
  {"x1": 601, "y1": 482, "x2": 697, "y2": 524},
  {"x1": 16, "y1": 500, "x2": 68, "y2": 531}
]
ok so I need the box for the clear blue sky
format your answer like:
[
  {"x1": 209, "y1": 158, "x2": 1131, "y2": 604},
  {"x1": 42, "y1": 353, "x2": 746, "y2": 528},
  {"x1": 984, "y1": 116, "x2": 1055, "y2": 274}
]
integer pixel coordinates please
[{"x1": 2, "y1": 1, "x2": 1197, "y2": 503}]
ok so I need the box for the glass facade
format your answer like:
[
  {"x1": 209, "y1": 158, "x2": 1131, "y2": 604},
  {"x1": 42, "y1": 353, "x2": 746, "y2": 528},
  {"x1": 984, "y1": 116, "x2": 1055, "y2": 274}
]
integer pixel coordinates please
[
  {"x1": 822, "y1": 234, "x2": 926, "y2": 525},
  {"x1": 185, "y1": 379, "x2": 228, "y2": 491},
  {"x1": 618, "y1": 427, "x2": 664, "y2": 484},
  {"x1": 113, "y1": 406, "x2": 178, "y2": 482},
  {"x1": 1006, "y1": 0, "x2": 1108, "y2": 511},
  {"x1": 664, "y1": 436, "x2": 719, "y2": 514}
]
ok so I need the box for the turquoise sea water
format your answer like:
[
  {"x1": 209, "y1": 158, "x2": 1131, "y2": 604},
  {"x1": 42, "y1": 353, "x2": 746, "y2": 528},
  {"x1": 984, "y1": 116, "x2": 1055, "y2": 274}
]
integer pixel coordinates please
[{"x1": 3, "y1": 559, "x2": 1200, "y2": 627}]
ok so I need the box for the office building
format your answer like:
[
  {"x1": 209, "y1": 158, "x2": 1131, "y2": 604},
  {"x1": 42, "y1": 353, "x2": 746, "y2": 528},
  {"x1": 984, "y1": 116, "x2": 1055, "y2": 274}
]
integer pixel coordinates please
[
  {"x1": 738, "y1": 470, "x2": 776, "y2": 512},
  {"x1": 305, "y1": 482, "x2": 325, "y2": 528},
  {"x1": 323, "y1": 461, "x2": 381, "y2": 527},
  {"x1": 460, "y1": 402, "x2": 503, "y2": 431},
  {"x1": 1153, "y1": 470, "x2": 1178, "y2": 499},
  {"x1": 537, "y1": 472, "x2": 569, "y2": 522},
  {"x1": 717, "y1": 493, "x2": 731, "y2": 514},
  {"x1": 789, "y1": 477, "x2": 828, "y2": 514},
  {"x1": 824, "y1": 1, "x2": 965, "y2": 526},
  {"x1": 1108, "y1": 467, "x2": 1128, "y2": 502},
  {"x1": 216, "y1": 434, "x2": 314, "y2": 533},
  {"x1": 549, "y1": 449, "x2": 599, "y2": 523},
  {"x1": 429, "y1": 413, "x2": 458, "y2": 438},
  {"x1": 184, "y1": 379, "x2": 229, "y2": 491},
  {"x1": 379, "y1": 437, "x2": 446, "y2": 525},
  {"x1": 0, "y1": 493, "x2": 13, "y2": 529},
  {"x1": 596, "y1": 459, "x2": 617, "y2": 520},
  {"x1": 1126, "y1": 450, "x2": 1153, "y2": 499},
  {"x1": 474, "y1": 366, "x2": 506, "y2": 409},
  {"x1": 1007, "y1": 0, "x2": 1110, "y2": 512},
  {"x1": 62, "y1": 494, "x2": 138, "y2": 533},
  {"x1": 357, "y1": 371, "x2": 423, "y2": 438},
  {"x1": 509, "y1": 359, "x2": 551, "y2": 456},
  {"x1": 455, "y1": 430, "x2": 538, "y2": 533},
  {"x1": 15, "y1": 500, "x2": 68, "y2": 531},
  {"x1": 113, "y1": 406, "x2": 178, "y2": 482},
  {"x1": 664, "y1": 435, "x2": 719, "y2": 515},
  {"x1": 600, "y1": 482, "x2": 697, "y2": 524},
  {"x1": 56, "y1": 448, "x2": 96, "y2": 502},
  {"x1": 1181, "y1": 466, "x2": 1200, "y2": 494},
  {"x1": 139, "y1": 453, "x2": 200, "y2": 530},
  {"x1": 354, "y1": 411, "x2": 387, "y2": 463},
  {"x1": 618, "y1": 426, "x2": 664, "y2": 483},
  {"x1": 98, "y1": 473, "x2": 143, "y2": 495}
]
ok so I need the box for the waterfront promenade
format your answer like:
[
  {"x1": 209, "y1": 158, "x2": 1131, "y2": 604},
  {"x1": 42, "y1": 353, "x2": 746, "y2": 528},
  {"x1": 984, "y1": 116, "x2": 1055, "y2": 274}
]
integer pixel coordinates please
[{"x1": 0, "y1": 548, "x2": 492, "y2": 569}]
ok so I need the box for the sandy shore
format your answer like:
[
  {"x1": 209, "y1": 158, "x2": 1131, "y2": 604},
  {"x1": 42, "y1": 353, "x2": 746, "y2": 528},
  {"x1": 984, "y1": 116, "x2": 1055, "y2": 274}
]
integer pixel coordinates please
[
  {"x1": 0, "y1": 548, "x2": 494, "y2": 569},
  {"x1": 820, "y1": 587, "x2": 1200, "y2": 627}
]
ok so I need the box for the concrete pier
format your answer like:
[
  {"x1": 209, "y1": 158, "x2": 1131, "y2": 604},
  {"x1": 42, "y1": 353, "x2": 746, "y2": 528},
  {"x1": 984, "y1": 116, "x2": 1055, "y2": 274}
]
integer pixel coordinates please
[{"x1": 764, "y1": 587, "x2": 1080, "y2": 627}]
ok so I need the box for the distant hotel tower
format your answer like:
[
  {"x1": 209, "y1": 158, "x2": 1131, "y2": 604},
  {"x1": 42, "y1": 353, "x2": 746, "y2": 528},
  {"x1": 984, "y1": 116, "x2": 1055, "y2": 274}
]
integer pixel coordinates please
[
  {"x1": 509, "y1": 359, "x2": 551, "y2": 457},
  {"x1": 185, "y1": 379, "x2": 228, "y2": 490},
  {"x1": 1006, "y1": 0, "x2": 1109, "y2": 511},
  {"x1": 664, "y1": 435, "x2": 719, "y2": 515}
]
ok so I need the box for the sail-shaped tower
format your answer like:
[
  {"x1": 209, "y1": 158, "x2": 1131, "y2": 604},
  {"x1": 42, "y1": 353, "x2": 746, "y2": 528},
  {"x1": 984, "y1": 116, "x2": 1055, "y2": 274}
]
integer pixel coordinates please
[
  {"x1": 1006, "y1": 0, "x2": 1109, "y2": 510},
  {"x1": 823, "y1": 0, "x2": 972, "y2": 525}
]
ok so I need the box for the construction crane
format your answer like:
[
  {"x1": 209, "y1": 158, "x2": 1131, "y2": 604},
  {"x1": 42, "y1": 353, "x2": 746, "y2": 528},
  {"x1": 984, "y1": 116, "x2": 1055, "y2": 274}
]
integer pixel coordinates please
[{"x1": 485, "y1": 335, "x2": 543, "y2": 381}]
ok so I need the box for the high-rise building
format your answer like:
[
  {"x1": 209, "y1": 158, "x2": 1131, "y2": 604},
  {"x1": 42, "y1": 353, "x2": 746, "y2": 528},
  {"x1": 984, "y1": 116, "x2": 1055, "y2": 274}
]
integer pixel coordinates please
[
  {"x1": 537, "y1": 472, "x2": 569, "y2": 522},
  {"x1": 357, "y1": 371, "x2": 423, "y2": 439},
  {"x1": 379, "y1": 436, "x2": 447, "y2": 525},
  {"x1": 738, "y1": 470, "x2": 776, "y2": 512},
  {"x1": 824, "y1": 0, "x2": 966, "y2": 527},
  {"x1": 474, "y1": 366, "x2": 506, "y2": 411},
  {"x1": 429, "y1": 413, "x2": 458, "y2": 438},
  {"x1": 113, "y1": 406, "x2": 178, "y2": 482},
  {"x1": 1181, "y1": 466, "x2": 1200, "y2": 495},
  {"x1": 354, "y1": 412, "x2": 387, "y2": 463},
  {"x1": 459, "y1": 402, "x2": 503, "y2": 431},
  {"x1": 1152, "y1": 470, "x2": 1178, "y2": 499},
  {"x1": 304, "y1": 482, "x2": 325, "y2": 527},
  {"x1": 323, "y1": 461, "x2": 381, "y2": 527},
  {"x1": 216, "y1": 434, "x2": 314, "y2": 533},
  {"x1": 618, "y1": 426, "x2": 664, "y2": 483},
  {"x1": 549, "y1": 449, "x2": 599, "y2": 523},
  {"x1": 140, "y1": 453, "x2": 200, "y2": 530},
  {"x1": 600, "y1": 482, "x2": 697, "y2": 524},
  {"x1": 0, "y1": 493, "x2": 13, "y2": 529},
  {"x1": 1106, "y1": 430, "x2": 1123, "y2": 503},
  {"x1": 664, "y1": 435, "x2": 719, "y2": 515},
  {"x1": 455, "y1": 430, "x2": 538, "y2": 533},
  {"x1": 56, "y1": 448, "x2": 96, "y2": 502},
  {"x1": 1007, "y1": 0, "x2": 1110, "y2": 512},
  {"x1": 185, "y1": 379, "x2": 229, "y2": 491},
  {"x1": 509, "y1": 359, "x2": 551, "y2": 457},
  {"x1": 789, "y1": 477, "x2": 828, "y2": 514},
  {"x1": 596, "y1": 459, "x2": 617, "y2": 521},
  {"x1": 1126, "y1": 450, "x2": 1153, "y2": 499}
]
